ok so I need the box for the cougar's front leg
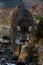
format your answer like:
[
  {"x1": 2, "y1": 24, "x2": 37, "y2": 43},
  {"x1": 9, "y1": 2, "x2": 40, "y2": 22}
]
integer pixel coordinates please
[
  {"x1": 18, "y1": 45, "x2": 29, "y2": 61},
  {"x1": 13, "y1": 44, "x2": 19, "y2": 57}
]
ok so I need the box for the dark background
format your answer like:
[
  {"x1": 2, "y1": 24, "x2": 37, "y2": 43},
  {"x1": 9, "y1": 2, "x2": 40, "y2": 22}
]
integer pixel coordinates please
[{"x1": 0, "y1": 0, "x2": 43, "y2": 8}]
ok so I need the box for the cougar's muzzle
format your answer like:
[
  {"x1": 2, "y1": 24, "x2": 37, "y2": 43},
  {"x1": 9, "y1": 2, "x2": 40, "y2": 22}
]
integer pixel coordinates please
[{"x1": 20, "y1": 25, "x2": 29, "y2": 42}]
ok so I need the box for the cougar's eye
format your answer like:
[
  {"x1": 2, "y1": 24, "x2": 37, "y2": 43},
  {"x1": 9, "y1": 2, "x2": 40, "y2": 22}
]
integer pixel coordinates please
[{"x1": 17, "y1": 26, "x2": 20, "y2": 32}]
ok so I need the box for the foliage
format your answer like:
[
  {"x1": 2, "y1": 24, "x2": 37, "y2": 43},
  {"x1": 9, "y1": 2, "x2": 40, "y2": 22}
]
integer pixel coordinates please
[{"x1": 33, "y1": 15, "x2": 42, "y2": 20}]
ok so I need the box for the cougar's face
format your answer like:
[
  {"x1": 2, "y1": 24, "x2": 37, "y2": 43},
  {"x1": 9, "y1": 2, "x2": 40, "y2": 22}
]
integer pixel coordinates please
[{"x1": 15, "y1": 20, "x2": 34, "y2": 45}]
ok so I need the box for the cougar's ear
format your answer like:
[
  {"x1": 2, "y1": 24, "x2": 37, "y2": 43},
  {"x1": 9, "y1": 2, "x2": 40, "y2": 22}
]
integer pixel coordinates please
[
  {"x1": 29, "y1": 26, "x2": 33, "y2": 32},
  {"x1": 17, "y1": 26, "x2": 20, "y2": 32}
]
